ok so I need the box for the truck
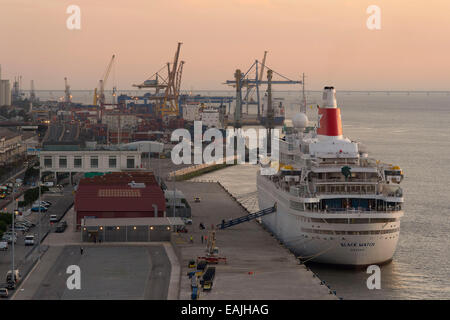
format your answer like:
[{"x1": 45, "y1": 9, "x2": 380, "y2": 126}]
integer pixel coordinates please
[{"x1": 200, "y1": 267, "x2": 216, "y2": 291}]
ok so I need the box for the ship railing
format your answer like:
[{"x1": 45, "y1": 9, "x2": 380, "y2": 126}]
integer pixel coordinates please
[
  {"x1": 311, "y1": 159, "x2": 360, "y2": 166},
  {"x1": 320, "y1": 207, "x2": 402, "y2": 214},
  {"x1": 312, "y1": 178, "x2": 378, "y2": 184},
  {"x1": 316, "y1": 190, "x2": 377, "y2": 195}
]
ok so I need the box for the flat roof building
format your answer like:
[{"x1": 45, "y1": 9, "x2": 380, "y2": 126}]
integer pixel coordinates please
[{"x1": 75, "y1": 172, "x2": 166, "y2": 229}]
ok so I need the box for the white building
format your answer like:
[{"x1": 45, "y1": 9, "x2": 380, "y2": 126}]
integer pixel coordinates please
[
  {"x1": 182, "y1": 104, "x2": 201, "y2": 121},
  {"x1": 201, "y1": 107, "x2": 222, "y2": 128},
  {"x1": 39, "y1": 147, "x2": 143, "y2": 173},
  {"x1": 0, "y1": 128, "x2": 22, "y2": 165}
]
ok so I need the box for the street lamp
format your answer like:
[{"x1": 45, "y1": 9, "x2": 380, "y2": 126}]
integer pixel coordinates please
[{"x1": 11, "y1": 185, "x2": 15, "y2": 284}]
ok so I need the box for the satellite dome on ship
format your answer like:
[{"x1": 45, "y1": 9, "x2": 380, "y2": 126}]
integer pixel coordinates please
[{"x1": 292, "y1": 112, "x2": 308, "y2": 129}]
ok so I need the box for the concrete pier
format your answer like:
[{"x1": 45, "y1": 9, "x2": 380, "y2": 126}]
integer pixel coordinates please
[{"x1": 174, "y1": 181, "x2": 336, "y2": 300}]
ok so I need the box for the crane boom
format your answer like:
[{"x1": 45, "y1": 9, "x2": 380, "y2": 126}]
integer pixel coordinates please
[
  {"x1": 258, "y1": 51, "x2": 268, "y2": 81},
  {"x1": 96, "y1": 54, "x2": 116, "y2": 106}
]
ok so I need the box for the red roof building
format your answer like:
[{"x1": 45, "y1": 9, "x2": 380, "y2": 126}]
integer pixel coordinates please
[{"x1": 75, "y1": 172, "x2": 166, "y2": 227}]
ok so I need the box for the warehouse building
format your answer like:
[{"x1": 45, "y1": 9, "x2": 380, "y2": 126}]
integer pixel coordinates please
[
  {"x1": 76, "y1": 172, "x2": 184, "y2": 242},
  {"x1": 75, "y1": 172, "x2": 167, "y2": 228}
]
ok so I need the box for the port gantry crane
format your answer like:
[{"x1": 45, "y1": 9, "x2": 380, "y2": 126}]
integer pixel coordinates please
[
  {"x1": 225, "y1": 53, "x2": 302, "y2": 126},
  {"x1": 133, "y1": 42, "x2": 184, "y2": 122},
  {"x1": 94, "y1": 54, "x2": 116, "y2": 106}
]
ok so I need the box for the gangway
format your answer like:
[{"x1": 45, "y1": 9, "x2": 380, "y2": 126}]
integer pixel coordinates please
[{"x1": 217, "y1": 205, "x2": 276, "y2": 230}]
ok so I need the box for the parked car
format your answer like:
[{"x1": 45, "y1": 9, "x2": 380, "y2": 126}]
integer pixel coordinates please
[
  {"x1": 50, "y1": 214, "x2": 58, "y2": 223},
  {"x1": 176, "y1": 226, "x2": 188, "y2": 233},
  {"x1": 32, "y1": 201, "x2": 50, "y2": 208},
  {"x1": 2, "y1": 235, "x2": 16, "y2": 244},
  {"x1": 55, "y1": 221, "x2": 67, "y2": 233},
  {"x1": 183, "y1": 218, "x2": 193, "y2": 225},
  {"x1": 3, "y1": 231, "x2": 17, "y2": 237},
  {"x1": 24, "y1": 235, "x2": 35, "y2": 246},
  {"x1": 0, "y1": 241, "x2": 8, "y2": 251},
  {"x1": 10, "y1": 225, "x2": 28, "y2": 232},
  {"x1": 6, "y1": 270, "x2": 20, "y2": 283},
  {"x1": 16, "y1": 221, "x2": 33, "y2": 228},
  {"x1": 4, "y1": 281, "x2": 15, "y2": 290},
  {"x1": 194, "y1": 197, "x2": 201, "y2": 203},
  {"x1": 0, "y1": 288, "x2": 8, "y2": 298},
  {"x1": 22, "y1": 219, "x2": 35, "y2": 227},
  {"x1": 41, "y1": 200, "x2": 52, "y2": 206},
  {"x1": 31, "y1": 206, "x2": 47, "y2": 212}
]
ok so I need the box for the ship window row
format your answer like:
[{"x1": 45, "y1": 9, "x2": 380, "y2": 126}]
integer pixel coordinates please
[
  {"x1": 291, "y1": 200, "x2": 402, "y2": 213},
  {"x1": 301, "y1": 228, "x2": 400, "y2": 235},
  {"x1": 304, "y1": 199, "x2": 402, "y2": 213},
  {"x1": 315, "y1": 184, "x2": 376, "y2": 194},
  {"x1": 309, "y1": 217, "x2": 398, "y2": 224}
]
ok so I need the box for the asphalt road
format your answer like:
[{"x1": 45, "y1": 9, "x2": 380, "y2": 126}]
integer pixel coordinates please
[{"x1": 31, "y1": 245, "x2": 171, "y2": 300}]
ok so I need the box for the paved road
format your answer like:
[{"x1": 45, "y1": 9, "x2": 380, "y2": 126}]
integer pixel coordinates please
[
  {"x1": 29, "y1": 245, "x2": 170, "y2": 300},
  {"x1": 61, "y1": 123, "x2": 78, "y2": 142},
  {"x1": 0, "y1": 185, "x2": 73, "y2": 292},
  {"x1": 44, "y1": 124, "x2": 63, "y2": 142}
]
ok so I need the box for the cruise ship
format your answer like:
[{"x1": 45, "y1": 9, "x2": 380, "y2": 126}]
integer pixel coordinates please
[{"x1": 257, "y1": 87, "x2": 404, "y2": 266}]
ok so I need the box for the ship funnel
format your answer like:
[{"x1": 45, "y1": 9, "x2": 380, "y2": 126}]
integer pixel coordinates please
[
  {"x1": 317, "y1": 86, "x2": 343, "y2": 138},
  {"x1": 322, "y1": 86, "x2": 337, "y2": 108}
]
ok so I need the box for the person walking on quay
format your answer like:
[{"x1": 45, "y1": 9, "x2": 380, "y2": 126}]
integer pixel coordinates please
[
  {"x1": 201, "y1": 235, "x2": 203, "y2": 244},
  {"x1": 80, "y1": 247, "x2": 84, "y2": 255},
  {"x1": 190, "y1": 236, "x2": 193, "y2": 243}
]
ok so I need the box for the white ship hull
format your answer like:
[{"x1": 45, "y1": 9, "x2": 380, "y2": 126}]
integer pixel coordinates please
[{"x1": 257, "y1": 175, "x2": 401, "y2": 266}]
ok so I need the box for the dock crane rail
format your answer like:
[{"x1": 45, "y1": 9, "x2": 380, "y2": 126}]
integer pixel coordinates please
[{"x1": 217, "y1": 205, "x2": 277, "y2": 230}]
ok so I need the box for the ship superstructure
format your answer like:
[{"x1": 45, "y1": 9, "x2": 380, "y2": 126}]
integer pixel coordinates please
[{"x1": 257, "y1": 87, "x2": 404, "y2": 266}]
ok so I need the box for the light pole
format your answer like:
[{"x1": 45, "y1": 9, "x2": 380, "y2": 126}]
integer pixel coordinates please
[
  {"x1": 11, "y1": 183, "x2": 15, "y2": 283},
  {"x1": 38, "y1": 152, "x2": 41, "y2": 259}
]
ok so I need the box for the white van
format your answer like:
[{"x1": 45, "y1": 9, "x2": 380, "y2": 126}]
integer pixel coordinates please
[
  {"x1": 0, "y1": 241, "x2": 8, "y2": 251},
  {"x1": 24, "y1": 235, "x2": 35, "y2": 246}
]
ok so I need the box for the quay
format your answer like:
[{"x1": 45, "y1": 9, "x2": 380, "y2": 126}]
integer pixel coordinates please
[{"x1": 173, "y1": 181, "x2": 336, "y2": 300}]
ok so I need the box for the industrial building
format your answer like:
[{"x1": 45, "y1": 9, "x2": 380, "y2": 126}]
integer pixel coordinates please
[
  {"x1": 75, "y1": 172, "x2": 167, "y2": 228},
  {"x1": 0, "y1": 65, "x2": 11, "y2": 106},
  {"x1": 165, "y1": 189, "x2": 192, "y2": 218},
  {"x1": 81, "y1": 217, "x2": 184, "y2": 242}
]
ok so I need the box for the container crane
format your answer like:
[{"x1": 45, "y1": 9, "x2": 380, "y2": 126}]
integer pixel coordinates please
[
  {"x1": 132, "y1": 43, "x2": 184, "y2": 121},
  {"x1": 159, "y1": 42, "x2": 183, "y2": 119},
  {"x1": 225, "y1": 57, "x2": 302, "y2": 120},
  {"x1": 94, "y1": 54, "x2": 116, "y2": 106},
  {"x1": 64, "y1": 77, "x2": 72, "y2": 104}
]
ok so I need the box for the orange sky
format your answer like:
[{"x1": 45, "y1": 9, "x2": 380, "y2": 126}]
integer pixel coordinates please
[{"x1": 1, "y1": 0, "x2": 450, "y2": 91}]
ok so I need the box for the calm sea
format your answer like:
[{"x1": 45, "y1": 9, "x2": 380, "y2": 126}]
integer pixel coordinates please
[{"x1": 189, "y1": 91, "x2": 450, "y2": 300}]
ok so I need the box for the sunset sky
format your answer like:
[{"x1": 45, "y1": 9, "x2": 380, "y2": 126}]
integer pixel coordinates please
[{"x1": 1, "y1": 0, "x2": 450, "y2": 91}]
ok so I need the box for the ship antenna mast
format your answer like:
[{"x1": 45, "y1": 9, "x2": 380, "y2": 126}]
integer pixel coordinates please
[{"x1": 301, "y1": 73, "x2": 306, "y2": 114}]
